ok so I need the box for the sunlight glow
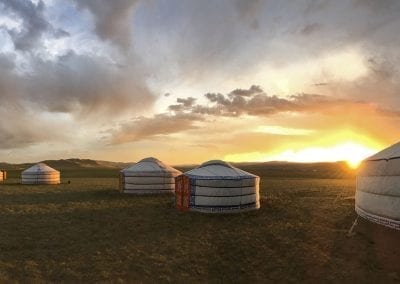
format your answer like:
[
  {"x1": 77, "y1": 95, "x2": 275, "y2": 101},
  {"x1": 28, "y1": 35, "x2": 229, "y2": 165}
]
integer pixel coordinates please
[
  {"x1": 254, "y1": 125, "x2": 315, "y2": 136},
  {"x1": 225, "y1": 141, "x2": 378, "y2": 169}
]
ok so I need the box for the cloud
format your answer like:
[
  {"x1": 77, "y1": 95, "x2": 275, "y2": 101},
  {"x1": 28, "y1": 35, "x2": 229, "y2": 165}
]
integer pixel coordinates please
[
  {"x1": 24, "y1": 51, "x2": 154, "y2": 115},
  {"x1": 1, "y1": 0, "x2": 400, "y2": 162},
  {"x1": 317, "y1": 55, "x2": 400, "y2": 108},
  {"x1": 109, "y1": 113, "x2": 202, "y2": 144},
  {"x1": 0, "y1": 1, "x2": 156, "y2": 150},
  {"x1": 107, "y1": 85, "x2": 400, "y2": 145},
  {"x1": 168, "y1": 97, "x2": 197, "y2": 112},
  {"x1": 71, "y1": 0, "x2": 139, "y2": 50},
  {"x1": 300, "y1": 23, "x2": 321, "y2": 35},
  {"x1": 0, "y1": 50, "x2": 154, "y2": 115},
  {"x1": 169, "y1": 85, "x2": 358, "y2": 117},
  {"x1": 234, "y1": 0, "x2": 263, "y2": 29},
  {"x1": 0, "y1": 0, "x2": 68, "y2": 51},
  {"x1": 230, "y1": 85, "x2": 263, "y2": 97},
  {"x1": 0, "y1": 104, "x2": 68, "y2": 149}
]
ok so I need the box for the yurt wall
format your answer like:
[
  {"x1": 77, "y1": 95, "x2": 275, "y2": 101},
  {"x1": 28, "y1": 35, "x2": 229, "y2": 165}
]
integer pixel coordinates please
[
  {"x1": 356, "y1": 142, "x2": 400, "y2": 230},
  {"x1": 21, "y1": 163, "x2": 60, "y2": 185},
  {"x1": 176, "y1": 160, "x2": 260, "y2": 213},
  {"x1": 120, "y1": 157, "x2": 181, "y2": 194}
]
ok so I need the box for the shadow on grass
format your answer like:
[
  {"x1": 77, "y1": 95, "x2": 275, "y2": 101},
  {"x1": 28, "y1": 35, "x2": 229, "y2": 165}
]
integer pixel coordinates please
[{"x1": 320, "y1": 204, "x2": 400, "y2": 282}]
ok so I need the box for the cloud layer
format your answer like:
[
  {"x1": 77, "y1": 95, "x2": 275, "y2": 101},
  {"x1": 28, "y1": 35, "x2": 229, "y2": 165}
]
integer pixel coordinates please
[
  {"x1": 0, "y1": 0, "x2": 399, "y2": 163},
  {"x1": 0, "y1": 0, "x2": 154, "y2": 151},
  {"x1": 109, "y1": 85, "x2": 400, "y2": 147}
]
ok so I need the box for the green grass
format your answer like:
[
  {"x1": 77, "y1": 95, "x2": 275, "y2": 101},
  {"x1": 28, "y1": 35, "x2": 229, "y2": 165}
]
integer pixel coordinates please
[{"x1": 0, "y1": 171, "x2": 399, "y2": 282}]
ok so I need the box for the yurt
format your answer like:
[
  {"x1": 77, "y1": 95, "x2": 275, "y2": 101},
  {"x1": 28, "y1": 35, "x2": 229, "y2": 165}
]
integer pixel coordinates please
[
  {"x1": 120, "y1": 157, "x2": 181, "y2": 194},
  {"x1": 175, "y1": 160, "x2": 260, "y2": 213},
  {"x1": 21, "y1": 163, "x2": 60, "y2": 185},
  {"x1": 356, "y1": 141, "x2": 400, "y2": 230}
]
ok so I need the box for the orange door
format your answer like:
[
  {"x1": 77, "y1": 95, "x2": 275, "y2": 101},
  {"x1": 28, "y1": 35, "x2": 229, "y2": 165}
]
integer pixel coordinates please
[{"x1": 175, "y1": 175, "x2": 191, "y2": 211}]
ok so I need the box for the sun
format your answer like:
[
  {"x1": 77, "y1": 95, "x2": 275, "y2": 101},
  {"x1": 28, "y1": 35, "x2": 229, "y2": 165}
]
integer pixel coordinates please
[
  {"x1": 333, "y1": 142, "x2": 373, "y2": 169},
  {"x1": 345, "y1": 157, "x2": 362, "y2": 169}
]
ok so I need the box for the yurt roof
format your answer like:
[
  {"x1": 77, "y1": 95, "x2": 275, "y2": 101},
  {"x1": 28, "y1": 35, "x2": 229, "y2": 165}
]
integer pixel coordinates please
[
  {"x1": 185, "y1": 160, "x2": 258, "y2": 179},
  {"x1": 366, "y1": 141, "x2": 400, "y2": 161},
  {"x1": 122, "y1": 157, "x2": 181, "y2": 174},
  {"x1": 22, "y1": 163, "x2": 59, "y2": 174}
]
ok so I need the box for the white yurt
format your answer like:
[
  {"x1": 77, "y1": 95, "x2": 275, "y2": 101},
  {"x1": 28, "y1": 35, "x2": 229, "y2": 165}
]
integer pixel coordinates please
[
  {"x1": 119, "y1": 157, "x2": 181, "y2": 194},
  {"x1": 175, "y1": 160, "x2": 260, "y2": 213},
  {"x1": 356, "y1": 141, "x2": 400, "y2": 230},
  {"x1": 21, "y1": 163, "x2": 60, "y2": 185}
]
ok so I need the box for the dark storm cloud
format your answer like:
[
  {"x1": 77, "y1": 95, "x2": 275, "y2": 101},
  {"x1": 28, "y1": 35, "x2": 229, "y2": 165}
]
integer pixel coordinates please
[
  {"x1": 0, "y1": 0, "x2": 155, "y2": 149},
  {"x1": 0, "y1": 0, "x2": 154, "y2": 116},
  {"x1": 71, "y1": 0, "x2": 139, "y2": 50},
  {"x1": 0, "y1": 50, "x2": 154, "y2": 116},
  {"x1": 135, "y1": 0, "x2": 400, "y2": 89},
  {"x1": 0, "y1": 0, "x2": 68, "y2": 51},
  {"x1": 0, "y1": 106, "x2": 61, "y2": 149},
  {"x1": 0, "y1": 77, "x2": 70, "y2": 149},
  {"x1": 24, "y1": 51, "x2": 154, "y2": 115}
]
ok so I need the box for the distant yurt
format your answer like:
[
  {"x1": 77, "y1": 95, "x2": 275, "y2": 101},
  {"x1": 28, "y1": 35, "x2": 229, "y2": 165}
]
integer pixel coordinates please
[
  {"x1": 175, "y1": 160, "x2": 260, "y2": 213},
  {"x1": 356, "y1": 141, "x2": 400, "y2": 230},
  {"x1": 120, "y1": 157, "x2": 181, "y2": 194},
  {"x1": 21, "y1": 163, "x2": 60, "y2": 185}
]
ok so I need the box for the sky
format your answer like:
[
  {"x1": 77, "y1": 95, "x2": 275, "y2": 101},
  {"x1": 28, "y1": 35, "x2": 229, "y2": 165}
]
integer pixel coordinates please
[{"x1": 0, "y1": 0, "x2": 399, "y2": 166}]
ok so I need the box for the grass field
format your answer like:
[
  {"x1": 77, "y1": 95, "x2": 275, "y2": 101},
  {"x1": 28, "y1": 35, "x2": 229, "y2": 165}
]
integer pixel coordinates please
[{"x1": 0, "y1": 167, "x2": 399, "y2": 282}]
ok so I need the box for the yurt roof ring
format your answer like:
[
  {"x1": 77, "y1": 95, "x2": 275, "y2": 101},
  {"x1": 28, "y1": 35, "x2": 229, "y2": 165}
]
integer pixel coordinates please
[
  {"x1": 139, "y1": 157, "x2": 168, "y2": 170},
  {"x1": 198, "y1": 160, "x2": 233, "y2": 168}
]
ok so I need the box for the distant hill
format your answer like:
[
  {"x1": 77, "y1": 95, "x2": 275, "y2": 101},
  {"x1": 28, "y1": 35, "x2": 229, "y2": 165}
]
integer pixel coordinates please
[
  {"x1": 177, "y1": 161, "x2": 357, "y2": 179},
  {"x1": 236, "y1": 161, "x2": 357, "y2": 179},
  {"x1": 0, "y1": 158, "x2": 132, "y2": 171},
  {"x1": 0, "y1": 159, "x2": 356, "y2": 179}
]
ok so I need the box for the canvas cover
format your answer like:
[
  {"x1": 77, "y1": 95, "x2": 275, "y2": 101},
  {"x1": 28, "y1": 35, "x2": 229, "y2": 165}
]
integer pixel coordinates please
[
  {"x1": 120, "y1": 157, "x2": 181, "y2": 194},
  {"x1": 184, "y1": 160, "x2": 258, "y2": 179},
  {"x1": 176, "y1": 160, "x2": 260, "y2": 213},
  {"x1": 21, "y1": 163, "x2": 60, "y2": 185},
  {"x1": 365, "y1": 141, "x2": 400, "y2": 161},
  {"x1": 356, "y1": 142, "x2": 400, "y2": 230}
]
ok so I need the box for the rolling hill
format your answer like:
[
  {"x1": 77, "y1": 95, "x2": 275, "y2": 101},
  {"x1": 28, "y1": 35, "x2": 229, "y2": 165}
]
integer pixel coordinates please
[{"x1": 0, "y1": 159, "x2": 356, "y2": 179}]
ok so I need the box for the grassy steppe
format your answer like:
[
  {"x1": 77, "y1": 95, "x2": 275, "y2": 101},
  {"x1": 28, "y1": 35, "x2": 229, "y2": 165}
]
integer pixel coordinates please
[{"x1": 0, "y1": 168, "x2": 399, "y2": 282}]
